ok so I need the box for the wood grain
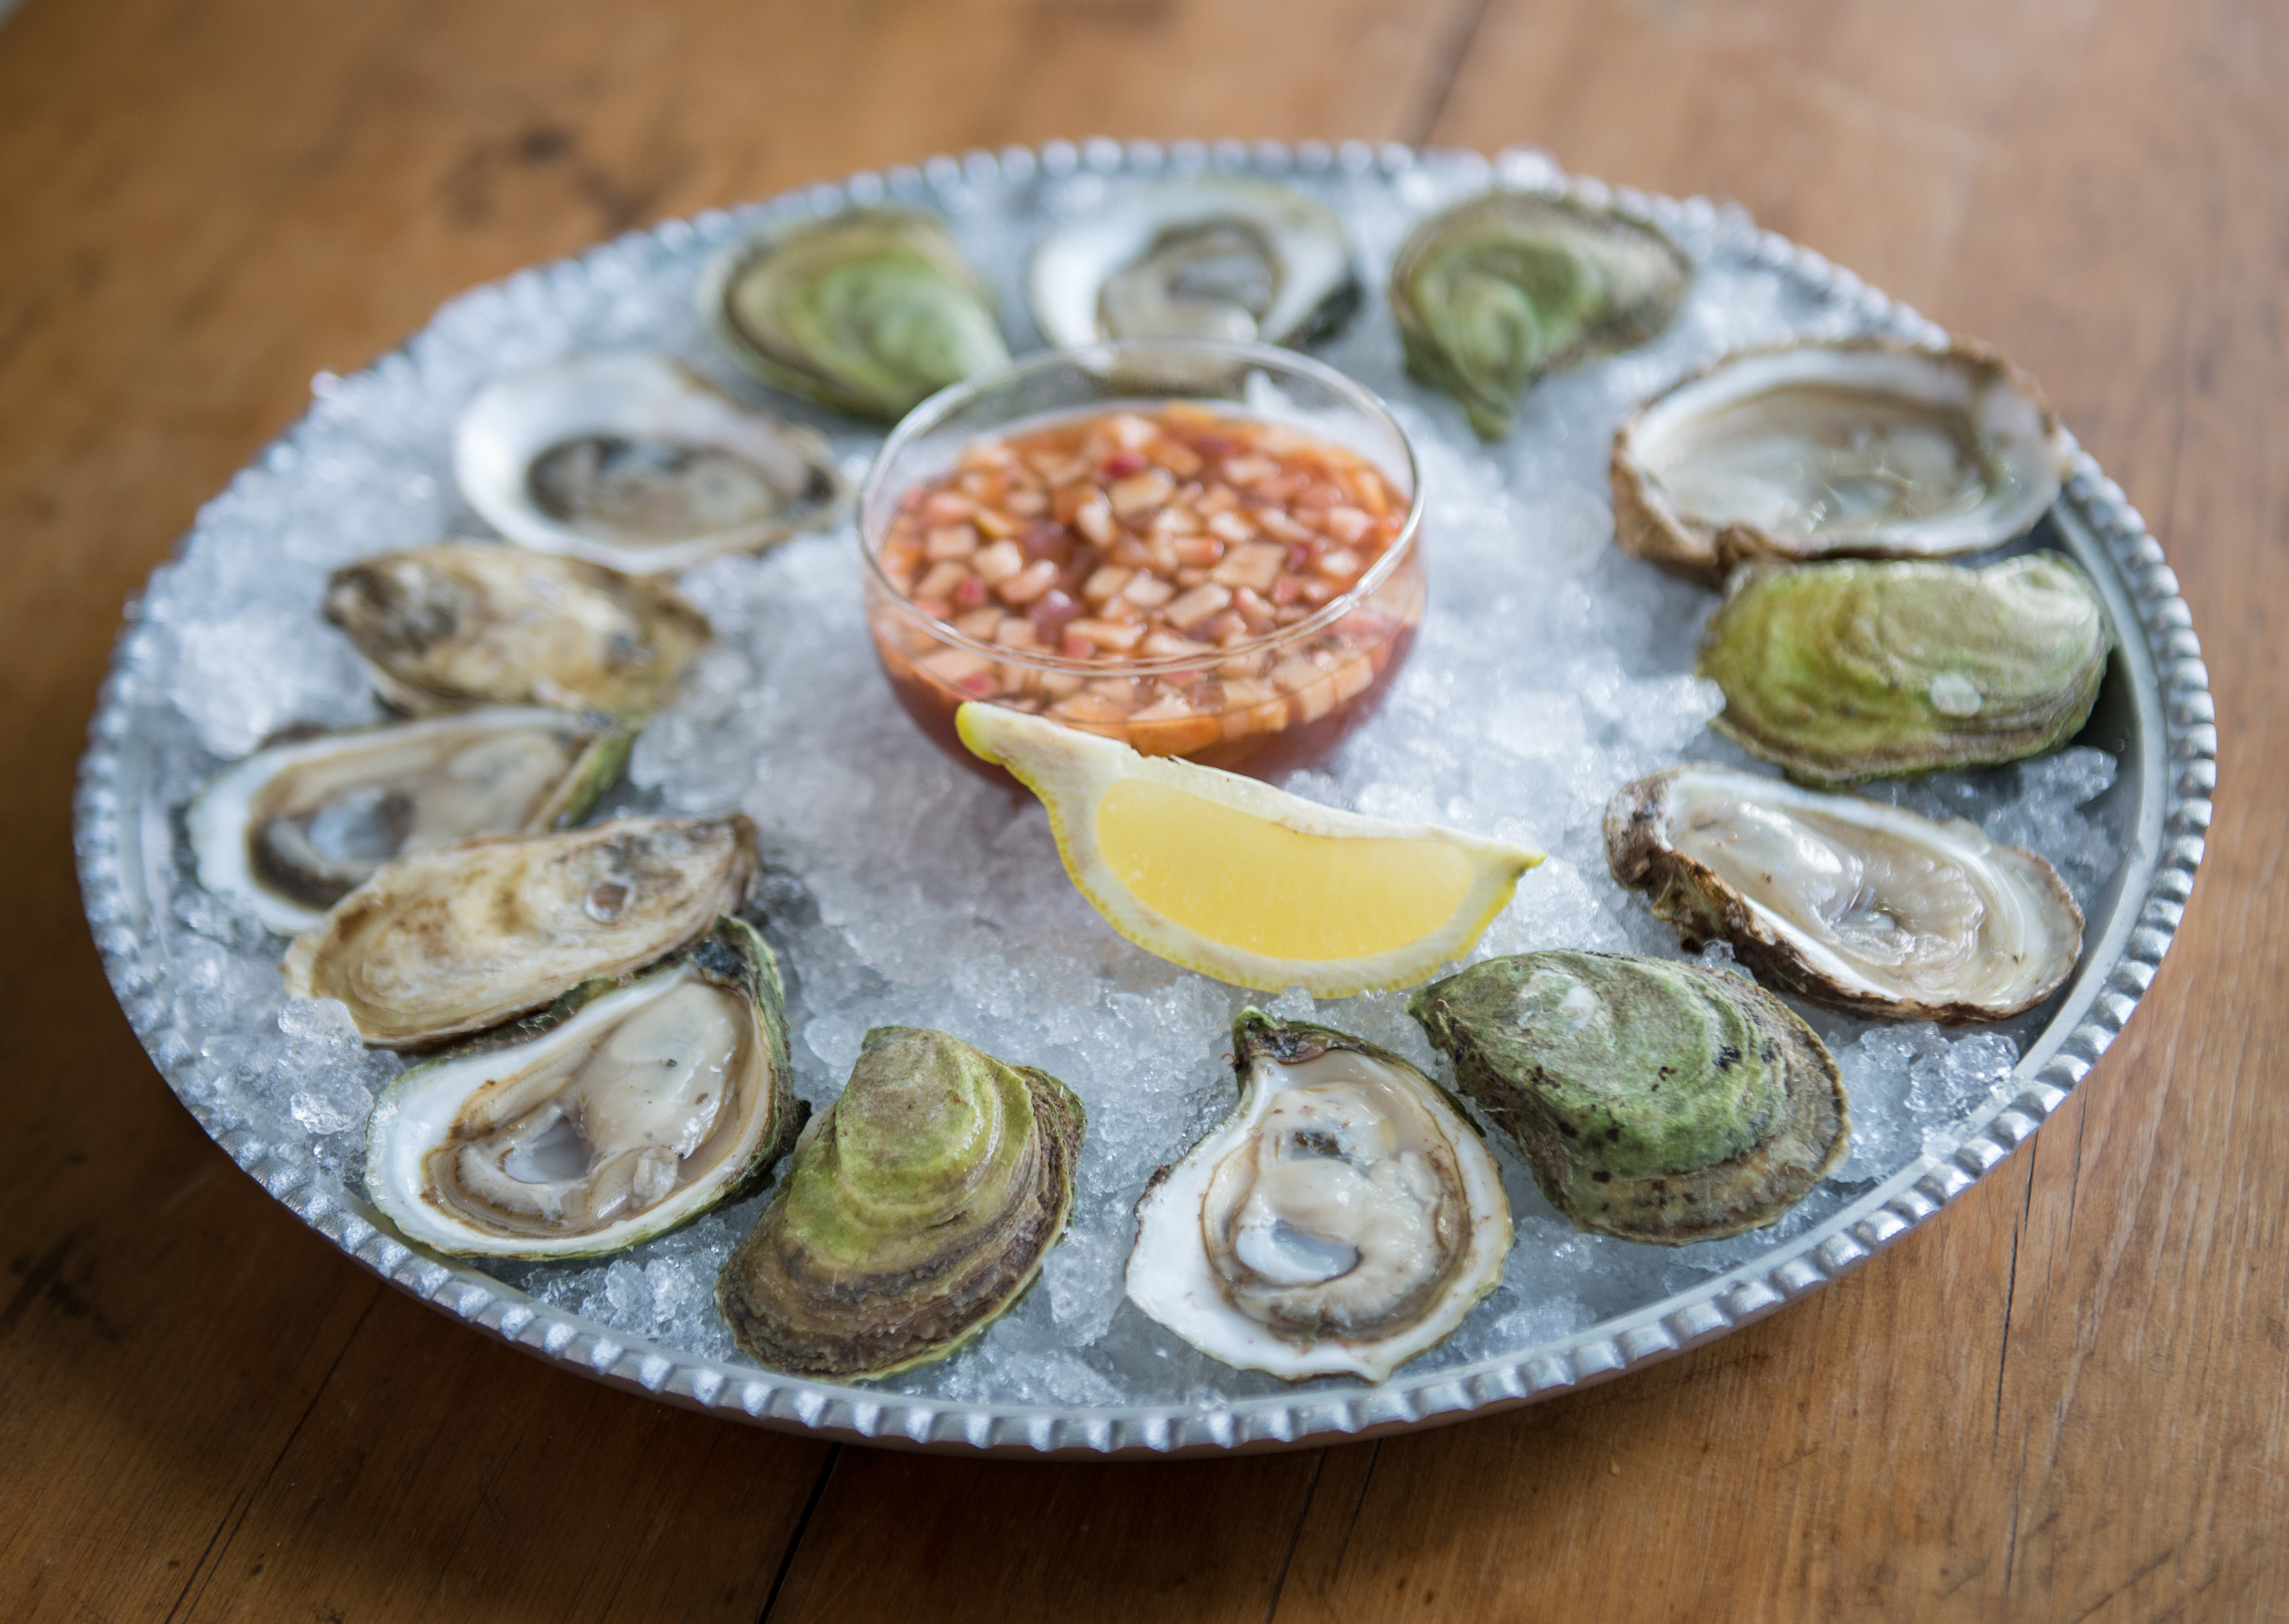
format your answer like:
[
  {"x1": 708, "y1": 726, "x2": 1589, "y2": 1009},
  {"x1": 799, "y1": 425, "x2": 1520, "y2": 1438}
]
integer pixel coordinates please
[{"x1": 2, "y1": 0, "x2": 2280, "y2": 1619}]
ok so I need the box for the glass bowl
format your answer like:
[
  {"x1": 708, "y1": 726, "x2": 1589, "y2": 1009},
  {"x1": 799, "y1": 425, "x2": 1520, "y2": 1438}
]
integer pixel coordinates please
[{"x1": 859, "y1": 339, "x2": 1427, "y2": 784}]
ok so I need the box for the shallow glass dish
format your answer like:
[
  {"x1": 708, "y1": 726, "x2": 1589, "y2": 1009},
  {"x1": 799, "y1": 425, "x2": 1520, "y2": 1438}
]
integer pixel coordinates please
[
  {"x1": 861, "y1": 339, "x2": 1426, "y2": 783},
  {"x1": 75, "y1": 141, "x2": 2213, "y2": 1457}
]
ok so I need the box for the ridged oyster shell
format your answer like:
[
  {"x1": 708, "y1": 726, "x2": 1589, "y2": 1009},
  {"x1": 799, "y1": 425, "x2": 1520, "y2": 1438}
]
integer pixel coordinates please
[
  {"x1": 1125, "y1": 1010, "x2": 1511, "y2": 1382},
  {"x1": 364, "y1": 916, "x2": 804, "y2": 1259},
  {"x1": 187, "y1": 707, "x2": 633, "y2": 934},
  {"x1": 700, "y1": 207, "x2": 1009, "y2": 423},
  {"x1": 1696, "y1": 553, "x2": 2113, "y2": 786},
  {"x1": 454, "y1": 351, "x2": 845, "y2": 575},
  {"x1": 1389, "y1": 191, "x2": 1690, "y2": 439},
  {"x1": 1606, "y1": 766, "x2": 2084, "y2": 1023},
  {"x1": 1029, "y1": 177, "x2": 1358, "y2": 349},
  {"x1": 324, "y1": 542, "x2": 712, "y2": 720},
  {"x1": 1613, "y1": 339, "x2": 2070, "y2": 582},
  {"x1": 716, "y1": 1025, "x2": 1083, "y2": 1381},
  {"x1": 1410, "y1": 952, "x2": 1847, "y2": 1245},
  {"x1": 284, "y1": 813, "x2": 757, "y2": 1048}
]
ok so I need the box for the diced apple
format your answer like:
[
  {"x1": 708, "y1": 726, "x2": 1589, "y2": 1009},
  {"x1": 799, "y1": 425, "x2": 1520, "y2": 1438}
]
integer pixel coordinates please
[
  {"x1": 1109, "y1": 467, "x2": 1176, "y2": 519},
  {"x1": 1211, "y1": 542, "x2": 1286, "y2": 593},
  {"x1": 1082, "y1": 565, "x2": 1132, "y2": 604},
  {"x1": 996, "y1": 558, "x2": 1059, "y2": 604},
  {"x1": 971, "y1": 539, "x2": 1024, "y2": 584},
  {"x1": 915, "y1": 561, "x2": 969, "y2": 601},
  {"x1": 1074, "y1": 491, "x2": 1116, "y2": 546},
  {"x1": 1163, "y1": 581, "x2": 1232, "y2": 629},
  {"x1": 926, "y1": 523, "x2": 979, "y2": 561}
]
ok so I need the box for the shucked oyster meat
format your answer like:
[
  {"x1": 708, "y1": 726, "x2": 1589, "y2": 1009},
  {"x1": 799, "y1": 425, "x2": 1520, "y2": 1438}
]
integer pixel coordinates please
[
  {"x1": 716, "y1": 1026, "x2": 1083, "y2": 1381},
  {"x1": 1029, "y1": 177, "x2": 1359, "y2": 349},
  {"x1": 285, "y1": 813, "x2": 757, "y2": 1048},
  {"x1": 454, "y1": 351, "x2": 845, "y2": 575},
  {"x1": 365, "y1": 916, "x2": 804, "y2": 1259},
  {"x1": 1607, "y1": 766, "x2": 2084, "y2": 1023},
  {"x1": 1697, "y1": 552, "x2": 2113, "y2": 786},
  {"x1": 1613, "y1": 339, "x2": 2071, "y2": 583},
  {"x1": 324, "y1": 542, "x2": 712, "y2": 719},
  {"x1": 1389, "y1": 191, "x2": 1690, "y2": 439},
  {"x1": 1411, "y1": 953, "x2": 1847, "y2": 1245},
  {"x1": 1126, "y1": 1011, "x2": 1511, "y2": 1382},
  {"x1": 188, "y1": 707, "x2": 632, "y2": 934},
  {"x1": 701, "y1": 207, "x2": 1009, "y2": 422}
]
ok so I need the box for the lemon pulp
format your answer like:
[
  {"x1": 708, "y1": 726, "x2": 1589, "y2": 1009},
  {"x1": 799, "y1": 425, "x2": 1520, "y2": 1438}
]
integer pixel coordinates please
[{"x1": 1094, "y1": 777, "x2": 1476, "y2": 960}]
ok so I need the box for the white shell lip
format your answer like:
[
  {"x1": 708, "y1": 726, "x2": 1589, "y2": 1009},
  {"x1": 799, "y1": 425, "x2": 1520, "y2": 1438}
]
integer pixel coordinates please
[
  {"x1": 1125, "y1": 1037, "x2": 1513, "y2": 1384},
  {"x1": 1611, "y1": 764, "x2": 2085, "y2": 1021},
  {"x1": 185, "y1": 706, "x2": 613, "y2": 937},
  {"x1": 1612, "y1": 338, "x2": 2072, "y2": 581},
  {"x1": 364, "y1": 961, "x2": 768, "y2": 1259},
  {"x1": 452, "y1": 350, "x2": 846, "y2": 574},
  {"x1": 1027, "y1": 177, "x2": 1357, "y2": 350}
]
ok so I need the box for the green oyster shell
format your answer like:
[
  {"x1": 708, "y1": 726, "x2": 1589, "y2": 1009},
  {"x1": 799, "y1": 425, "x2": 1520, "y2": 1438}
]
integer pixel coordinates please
[
  {"x1": 362, "y1": 914, "x2": 805, "y2": 1259},
  {"x1": 1389, "y1": 191, "x2": 1691, "y2": 439},
  {"x1": 1696, "y1": 552, "x2": 2113, "y2": 786},
  {"x1": 539, "y1": 720, "x2": 637, "y2": 828},
  {"x1": 1408, "y1": 951, "x2": 1847, "y2": 1244},
  {"x1": 716, "y1": 1026, "x2": 1084, "y2": 1381},
  {"x1": 704, "y1": 207, "x2": 1010, "y2": 423}
]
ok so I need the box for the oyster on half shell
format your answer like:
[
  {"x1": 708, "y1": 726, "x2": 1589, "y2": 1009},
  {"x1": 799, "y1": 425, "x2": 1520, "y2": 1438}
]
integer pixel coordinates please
[
  {"x1": 1613, "y1": 339, "x2": 2072, "y2": 583},
  {"x1": 1029, "y1": 178, "x2": 1359, "y2": 349},
  {"x1": 364, "y1": 915, "x2": 804, "y2": 1259},
  {"x1": 188, "y1": 707, "x2": 632, "y2": 934},
  {"x1": 324, "y1": 542, "x2": 712, "y2": 720},
  {"x1": 284, "y1": 813, "x2": 756, "y2": 1048},
  {"x1": 1125, "y1": 1011, "x2": 1511, "y2": 1383},
  {"x1": 716, "y1": 1025, "x2": 1084, "y2": 1381},
  {"x1": 1607, "y1": 766, "x2": 2085, "y2": 1023},
  {"x1": 1696, "y1": 552, "x2": 2113, "y2": 786},
  {"x1": 1389, "y1": 191, "x2": 1691, "y2": 439},
  {"x1": 701, "y1": 207, "x2": 1009, "y2": 423},
  {"x1": 455, "y1": 352, "x2": 845, "y2": 575},
  {"x1": 1411, "y1": 953, "x2": 1847, "y2": 1245}
]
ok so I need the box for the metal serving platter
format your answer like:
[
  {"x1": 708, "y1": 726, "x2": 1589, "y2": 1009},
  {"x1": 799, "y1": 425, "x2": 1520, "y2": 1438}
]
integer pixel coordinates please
[{"x1": 75, "y1": 141, "x2": 2213, "y2": 1457}]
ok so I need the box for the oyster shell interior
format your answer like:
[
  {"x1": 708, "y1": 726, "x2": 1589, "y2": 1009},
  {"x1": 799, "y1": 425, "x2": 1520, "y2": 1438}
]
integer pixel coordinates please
[
  {"x1": 716, "y1": 1025, "x2": 1084, "y2": 1381},
  {"x1": 1614, "y1": 341, "x2": 2069, "y2": 580},
  {"x1": 1411, "y1": 952, "x2": 1847, "y2": 1245},
  {"x1": 702, "y1": 207, "x2": 1009, "y2": 423},
  {"x1": 188, "y1": 707, "x2": 631, "y2": 934},
  {"x1": 365, "y1": 917, "x2": 803, "y2": 1259},
  {"x1": 324, "y1": 542, "x2": 712, "y2": 719},
  {"x1": 1697, "y1": 552, "x2": 2113, "y2": 786},
  {"x1": 1389, "y1": 191, "x2": 1691, "y2": 439},
  {"x1": 284, "y1": 813, "x2": 757, "y2": 1048},
  {"x1": 1607, "y1": 766, "x2": 2084, "y2": 1022},
  {"x1": 454, "y1": 352, "x2": 845, "y2": 575},
  {"x1": 1125, "y1": 1011, "x2": 1511, "y2": 1382},
  {"x1": 1028, "y1": 178, "x2": 1358, "y2": 349}
]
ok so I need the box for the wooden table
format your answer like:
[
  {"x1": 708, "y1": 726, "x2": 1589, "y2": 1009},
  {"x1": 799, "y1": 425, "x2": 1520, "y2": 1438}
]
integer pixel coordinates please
[{"x1": 4, "y1": 0, "x2": 2282, "y2": 1617}]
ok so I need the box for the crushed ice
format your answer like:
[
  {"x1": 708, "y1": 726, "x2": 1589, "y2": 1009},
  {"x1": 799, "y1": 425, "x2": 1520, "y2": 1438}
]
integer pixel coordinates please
[{"x1": 124, "y1": 152, "x2": 2131, "y2": 1404}]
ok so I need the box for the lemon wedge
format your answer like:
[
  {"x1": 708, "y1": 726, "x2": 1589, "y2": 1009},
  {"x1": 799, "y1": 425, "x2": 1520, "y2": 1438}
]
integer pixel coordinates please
[{"x1": 958, "y1": 703, "x2": 1542, "y2": 995}]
